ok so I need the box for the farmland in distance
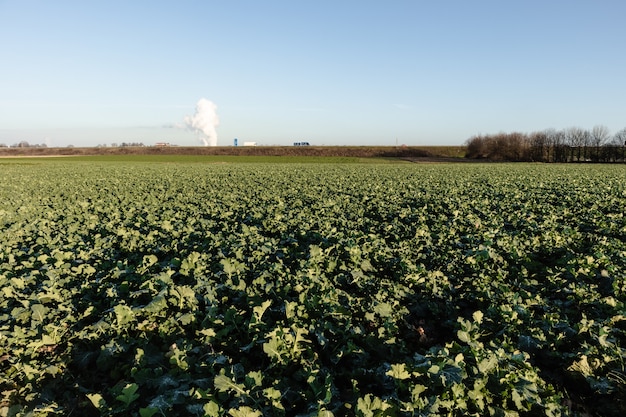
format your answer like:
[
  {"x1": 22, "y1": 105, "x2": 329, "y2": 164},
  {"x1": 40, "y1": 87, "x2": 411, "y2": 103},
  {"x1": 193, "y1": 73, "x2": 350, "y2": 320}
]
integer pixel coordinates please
[{"x1": 0, "y1": 160, "x2": 624, "y2": 416}]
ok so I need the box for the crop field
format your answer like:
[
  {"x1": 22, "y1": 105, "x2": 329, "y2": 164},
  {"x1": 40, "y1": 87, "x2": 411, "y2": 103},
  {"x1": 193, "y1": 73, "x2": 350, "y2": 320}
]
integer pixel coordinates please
[{"x1": 1, "y1": 159, "x2": 625, "y2": 416}]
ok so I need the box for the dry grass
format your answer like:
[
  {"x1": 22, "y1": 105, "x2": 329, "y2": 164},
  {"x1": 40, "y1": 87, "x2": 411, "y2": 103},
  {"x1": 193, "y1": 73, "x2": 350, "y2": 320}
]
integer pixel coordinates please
[{"x1": 0, "y1": 145, "x2": 466, "y2": 159}]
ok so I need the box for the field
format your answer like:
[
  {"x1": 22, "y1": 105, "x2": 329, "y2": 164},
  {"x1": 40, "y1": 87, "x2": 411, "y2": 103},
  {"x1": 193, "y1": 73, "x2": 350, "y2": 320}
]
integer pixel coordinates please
[
  {"x1": 0, "y1": 145, "x2": 466, "y2": 160},
  {"x1": 1, "y1": 158, "x2": 625, "y2": 416}
]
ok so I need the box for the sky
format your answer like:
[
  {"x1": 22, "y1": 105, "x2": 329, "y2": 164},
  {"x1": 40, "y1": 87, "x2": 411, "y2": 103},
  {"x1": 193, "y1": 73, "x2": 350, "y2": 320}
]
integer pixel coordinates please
[{"x1": 1, "y1": 0, "x2": 625, "y2": 147}]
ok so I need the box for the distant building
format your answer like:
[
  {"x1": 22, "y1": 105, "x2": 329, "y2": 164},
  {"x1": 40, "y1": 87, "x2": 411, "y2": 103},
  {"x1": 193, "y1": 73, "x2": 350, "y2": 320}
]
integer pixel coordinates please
[
  {"x1": 294, "y1": 141, "x2": 310, "y2": 146},
  {"x1": 243, "y1": 142, "x2": 257, "y2": 146},
  {"x1": 155, "y1": 142, "x2": 170, "y2": 147}
]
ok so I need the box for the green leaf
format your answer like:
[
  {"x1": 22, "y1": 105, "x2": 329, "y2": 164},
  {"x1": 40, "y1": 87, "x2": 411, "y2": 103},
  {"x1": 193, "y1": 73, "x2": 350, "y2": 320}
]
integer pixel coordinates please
[
  {"x1": 263, "y1": 386, "x2": 281, "y2": 400},
  {"x1": 468, "y1": 379, "x2": 486, "y2": 410},
  {"x1": 221, "y1": 258, "x2": 237, "y2": 276},
  {"x1": 161, "y1": 220, "x2": 174, "y2": 232},
  {"x1": 285, "y1": 301, "x2": 297, "y2": 320},
  {"x1": 31, "y1": 304, "x2": 48, "y2": 322},
  {"x1": 114, "y1": 304, "x2": 135, "y2": 325},
  {"x1": 10, "y1": 277, "x2": 25, "y2": 289},
  {"x1": 139, "y1": 407, "x2": 159, "y2": 417},
  {"x1": 291, "y1": 326, "x2": 311, "y2": 354},
  {"x1": 511, "y1": 390, "x2": 525, "y2": 410},
  {"x1": 203, "y1": 401, "x2": 221, "y2": 416},
  {"x1": 41, "y1": 334, "x2": 57, "y2": 345},
  {"x1": 263, "y1": 336, "x2": 284, "y2": 363},
  {"x1": 309, "y1": 245, "x2": 323, "y2": 258},
  {"x1": 246, "y1": 370, "x2": 263, "y2": 387},
  {"x1": 477, "y1": 355, "x2": 498, "y2": 374},
  {"x1": 457, "y1": 330, "x2": 471, "y2": 343},
  {"x1": 568, "y1": 355, "x2": 598, "y2": 377},
  {"x1": 116, "y1": 383, "x2": 140, "y2": 407},
  {"x1": 263, "y1": 387, "x2": 284, "y2": 410},
  {"x1": 228, "y1": 406, "x2": 262, "y2": 417},
  {"x1": 38, "y1": 290, "x2": 62, "y2": 304},
  {"x1": 252, "y1": 299, "x2": 272, "y2": 323},
  {"x1": 360, "y1": 259, "x2": 375, "y2": 272},
  {"x1": 411, "y1": 384, "x2": 427, "y2": 402},
  {"x1": 82, "y1": 264, "x2": 97, "y2": 276},
  {"x1": 142, "y1": 254, "x2": 159, "y2": 268},
  {"x1": 178, "y1": 312, "x2": 195, "y2": 325},
  {"x1": 472, "y1": 310, "x2": 484, "y2": 324},
  {"x1": 373, "y1": 302, "x2": 393, "y2": 318},
  {"x1": 86, "y1": 393, "x2": 106, "y2": 410},
  {"x1": 198, "y1": 328, "x2": 216, "y2": 342},
  {"x1": 386, "y1": 363, "x2": 411, "y2": 380},
  {"x1": 356, "y1": 394, "x2": 391, "y2": 416},
  {"x1": 214, "y1": 374, "x2": 247, "y2": 396},
  {"x1": 428, "y1": 365, "x2": 440, "y2": 374},
  {"x1": 143, "y1": 294, "x2": 168, "y2": 314}
]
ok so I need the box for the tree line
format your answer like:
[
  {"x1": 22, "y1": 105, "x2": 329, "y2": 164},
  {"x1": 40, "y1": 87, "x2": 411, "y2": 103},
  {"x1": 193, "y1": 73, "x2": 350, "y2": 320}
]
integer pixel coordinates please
[{"x1": 465, "y1": 126, "x2": 626, "y2": 162}]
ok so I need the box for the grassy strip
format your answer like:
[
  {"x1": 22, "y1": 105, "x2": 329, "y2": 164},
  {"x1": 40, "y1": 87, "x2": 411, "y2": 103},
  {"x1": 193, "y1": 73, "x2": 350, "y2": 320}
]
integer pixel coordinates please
[
  {"x1": 0, "y1": 145, "x2": 467, "y2": 159},
  {"x1": 0, "y1": 154, "x2": 410, "y2": 164}
]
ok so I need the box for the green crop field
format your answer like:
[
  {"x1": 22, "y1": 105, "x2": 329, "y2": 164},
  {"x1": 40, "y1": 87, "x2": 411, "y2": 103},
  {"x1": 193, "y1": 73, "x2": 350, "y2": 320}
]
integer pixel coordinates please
[{"x1": 1, "y1": 160, "x2": 625, "y2": 416}]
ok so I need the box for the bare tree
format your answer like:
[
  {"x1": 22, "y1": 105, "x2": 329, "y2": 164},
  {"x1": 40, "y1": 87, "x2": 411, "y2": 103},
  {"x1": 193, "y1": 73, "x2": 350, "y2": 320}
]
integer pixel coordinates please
[
  {"x1": 509, "y1": 132, "x2": 530, "y2": 161},
  {"x1": 490, "y1": 133, "x2": 509, "y2": 160},
  {"x1": 612, "y1": 128, "x2": 626, "y2": 162},
  {"x1": 465, "y1": 135, "x2": 487, "y2": 159},
  {"x1": 529, "y1": 131, "x2": 549, "y2": 161},
  {"x1": 465, "y1": 126, "x2": 624, "y2": 163},
  {"x1": 590, "y1": 125, "x2": 610, "y2": 162},
  {"x1": 581, "y1": 129, "x2": 592, "y2": 161},
  {"x1": 612, "y1": 127, "x2": 626, "y2": 145},
  {"x1": 544, "y1": 129, "x2": 566, "y2": 162},
  {"x1": 565, "y1": 127, "x2": 588, "y2": 161}
]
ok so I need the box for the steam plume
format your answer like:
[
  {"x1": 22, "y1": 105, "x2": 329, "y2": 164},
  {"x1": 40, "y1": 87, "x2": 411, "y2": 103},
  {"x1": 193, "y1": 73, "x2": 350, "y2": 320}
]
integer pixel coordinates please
[{"x1": 184, "y1": 98, "x2": 219, "y2": 146}]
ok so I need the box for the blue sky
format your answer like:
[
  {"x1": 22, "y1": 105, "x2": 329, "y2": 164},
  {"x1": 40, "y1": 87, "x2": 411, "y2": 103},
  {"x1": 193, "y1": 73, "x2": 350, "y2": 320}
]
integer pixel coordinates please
[{"x1": 1, "y1": 1, "x2": 625, "y2": 147}]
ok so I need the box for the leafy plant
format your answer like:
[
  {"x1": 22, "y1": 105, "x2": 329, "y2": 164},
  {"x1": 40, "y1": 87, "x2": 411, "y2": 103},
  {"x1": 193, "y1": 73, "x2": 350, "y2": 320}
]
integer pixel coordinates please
[{"x1": 1, "y1": 161, "x2": 624, "y2": 415}]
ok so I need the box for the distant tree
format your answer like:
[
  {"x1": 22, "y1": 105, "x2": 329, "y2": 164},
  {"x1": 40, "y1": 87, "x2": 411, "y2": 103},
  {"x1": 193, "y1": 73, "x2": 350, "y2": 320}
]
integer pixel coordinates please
[
  {"x1": 506, "y1": 132, "x2": 529, "y2": 161},
  {"x1": 465, "y1": 135, "x2": 488, "y2": 159},
  {"x1": 465, "y1": 132, "x2": 529, "y2": 161},
  {"x1": 612, "y1": 128, "x2": 626, "y2": 162},
  {"x1": 465, "y1": 126, "x2": 623, "y2": 163},
  {"x1": 565, "y1": 127, "x2": 587, "y2": 161},
  {"x1": 486, "y1": 133, "x2": 506, "y2": 159},
  {"x1": 546, "y1": 129, "x2": 564, "y2": 162},
  {"x1": 529, "y1": 131, "x2": 549, "y2": 162},
  {"x1": 581, "y1": 129, "x2": 592, "y2": 161},
  {"x1": 590, "y1": 125, "x2": 610, "y2": 161},
  {"x1": 549, "y1": 129, "x2": 568, "y2": 162}
]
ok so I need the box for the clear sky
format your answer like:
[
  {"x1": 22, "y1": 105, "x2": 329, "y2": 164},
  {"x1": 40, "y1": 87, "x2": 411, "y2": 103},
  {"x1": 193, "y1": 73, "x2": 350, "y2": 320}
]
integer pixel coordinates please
[{"x1": 1, "y1": 0, "x2": 625, "y2": 147}]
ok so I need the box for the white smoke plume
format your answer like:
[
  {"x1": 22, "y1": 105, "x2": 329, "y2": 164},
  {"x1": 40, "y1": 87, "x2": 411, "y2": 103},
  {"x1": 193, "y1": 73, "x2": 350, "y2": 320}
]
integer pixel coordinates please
[{"x1": 184, "y1": 98, "x2": 220, "y2": 146}]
